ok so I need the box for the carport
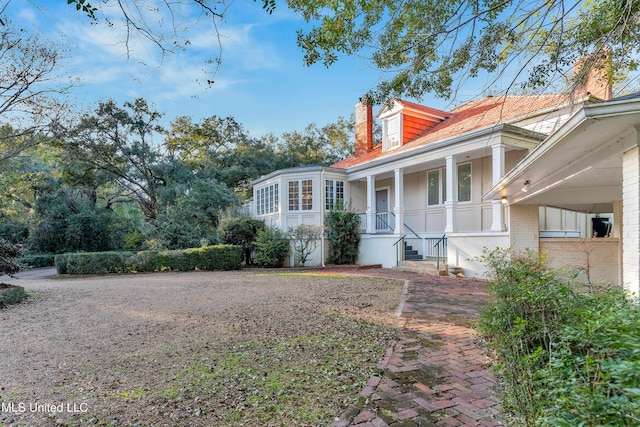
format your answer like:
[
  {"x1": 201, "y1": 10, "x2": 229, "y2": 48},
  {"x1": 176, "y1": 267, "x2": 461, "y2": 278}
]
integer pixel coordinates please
[{"x1": 485, "y1": 93, "x2": 640, "y2": 296}]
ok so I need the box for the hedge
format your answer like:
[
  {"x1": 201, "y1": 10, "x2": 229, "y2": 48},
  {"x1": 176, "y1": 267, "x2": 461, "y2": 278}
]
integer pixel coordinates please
[
  {"x1": 55, "y1": 245, "x2": 243, "y2": 275},
  {"x1": 55, "y1": 251, "x2": 135, "y2": 275},
  {"x1": 19, "y1": 254, "x2": 56, "y2": 268},
  {"x1": 148, "y1": 245, "x2": 243, "y2": 271}
]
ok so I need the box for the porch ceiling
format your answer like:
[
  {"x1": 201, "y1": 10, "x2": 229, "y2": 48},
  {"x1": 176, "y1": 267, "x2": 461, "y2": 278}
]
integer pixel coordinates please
[{"x1": 484, "y1": 98, "x2": 640, "y2": 214}]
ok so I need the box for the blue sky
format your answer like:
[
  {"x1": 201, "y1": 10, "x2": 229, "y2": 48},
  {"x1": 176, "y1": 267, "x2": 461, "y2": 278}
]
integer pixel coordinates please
[
  {"x1": 9, "y1": 1, "x2": 517, "y2": 140},
  {"x1": 9, "y1": 1, "x2": 418, "y2": 138}
]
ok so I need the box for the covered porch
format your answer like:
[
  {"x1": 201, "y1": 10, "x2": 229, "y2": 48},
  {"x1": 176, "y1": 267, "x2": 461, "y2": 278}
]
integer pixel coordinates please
[
  {"x1": 485, "y1": 95, "x2": 640, "y2": 295},
  {"x1": 346, "y1": 125, "x2": 543, "y2": 272}
]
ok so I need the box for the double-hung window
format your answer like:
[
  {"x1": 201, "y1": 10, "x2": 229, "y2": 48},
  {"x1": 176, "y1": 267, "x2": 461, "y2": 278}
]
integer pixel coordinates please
[
  {"x1": 427, "y1": 168, "x2": 446, "y2": 206},
  {"x1": 427, "y1": 164, "x2": 471, "y2": 205},
  {"x1": 289, "y1": 179, "x2": 313, "y2": 211},
  {"x1": 457, "y1": 163, "x2": 472, "y2": 202},
  {"x1": 325, "y1": 180, "x2": 344, "y2": 209}
]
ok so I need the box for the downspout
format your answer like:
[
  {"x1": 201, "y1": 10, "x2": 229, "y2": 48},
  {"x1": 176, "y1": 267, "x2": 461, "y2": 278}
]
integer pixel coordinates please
[{"x1": 320, "y1": 169, "x2": 326, "y2": 267}]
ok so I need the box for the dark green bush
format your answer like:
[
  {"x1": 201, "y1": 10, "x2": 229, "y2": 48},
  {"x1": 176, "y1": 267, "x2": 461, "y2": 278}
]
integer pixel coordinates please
[
  {"x1": 55, "y1": 246, "x2": 243, "y2": 274},
  {"x1": 538, "y1": 291, "x2": 640, "y2": 427},
  {"x1": 190, "y1": 245, "x2": 243, "y2": 271},
  {"x1": 55, "y1": 251, "x2": 135, "y2": 275},
  {"x1": 150, "y1": 245, "x2": 242, "y2": 271},
  {"x1": 326, "y1": 203, "x2": 360, "y2": 265},
  {"x1": 0, "y1": 284, "x2": 28, "y2": 308},
  {"x1": 0, "y1": 238, "x2": 22, "y2": 277},
  {"x1": 54, "y1": 253, "x2": 70, "y2": 274},
  {"x1": 218, "y1": 217, "x2": 265, "y2": 265},
  {"x1": 254, "y1": 227, "x2": 289, "y2": 267},
  {"x1": 20, "y1": 254, "x2": 55, "y2": 268},
  {"x1": 133, "y1": 250, "x2": 160, "y2": 272},
  {"x1": 478, "y1": 248, "x2": 640, "y2": 426}
]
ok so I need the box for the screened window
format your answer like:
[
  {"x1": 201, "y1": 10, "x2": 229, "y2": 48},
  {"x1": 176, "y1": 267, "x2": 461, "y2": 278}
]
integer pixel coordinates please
[
  {"x1": 457, "y1": 163, "x2": 472, "y2": 202},
  {"x1": 427, "y1": 169, "x2": 446, "y2": 206},
  {"x1": 325, "y1": 179, "x2": 345, "y2": 209},
  {"x1": 289, "y1": 179, "x2": 313, "y2": 211}
]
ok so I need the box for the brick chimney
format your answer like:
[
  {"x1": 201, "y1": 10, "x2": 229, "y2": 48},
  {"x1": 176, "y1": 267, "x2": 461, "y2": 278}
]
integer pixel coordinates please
[
  {"x1": 354, "y1": 97, "x2": 373, "y2": 156},
  {"x1": 574, "y1": 52, "x2": 613, "y2": 100}
]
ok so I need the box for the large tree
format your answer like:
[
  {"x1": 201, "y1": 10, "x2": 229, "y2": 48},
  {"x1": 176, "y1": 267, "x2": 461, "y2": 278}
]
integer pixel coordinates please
[
  {"x1": 63, "y1": 98, "x2": 166, "y2": 220},
  {"x1": 289, "y1": 0, "x2": 640, "y2": 102},
  {"x1": 274, "y1": 117, "x2": 355, "y2": 168},
  {"x1": 0, "y1": 25, "x2": 71, "y2": 162}
]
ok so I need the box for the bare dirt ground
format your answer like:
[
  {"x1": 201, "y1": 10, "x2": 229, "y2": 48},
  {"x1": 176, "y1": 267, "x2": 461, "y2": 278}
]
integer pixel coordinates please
[{"x1": 0, "y1": 269, "x2": 404, "y2": 427}]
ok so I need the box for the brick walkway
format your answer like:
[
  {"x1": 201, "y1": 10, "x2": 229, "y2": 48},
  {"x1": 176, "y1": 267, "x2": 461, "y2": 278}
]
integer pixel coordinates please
[{"x1": 322, "y1": 268, "x2": 505, "y2": 427}]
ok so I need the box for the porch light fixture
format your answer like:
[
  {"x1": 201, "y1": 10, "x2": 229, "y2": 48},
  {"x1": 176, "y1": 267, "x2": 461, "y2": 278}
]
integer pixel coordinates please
[
  {"x1": 500, "y1": 196, "x2": 508, "y2": 205},
  {"x1": 521, "y1": 180, "x2": 531, "y2": 192}
]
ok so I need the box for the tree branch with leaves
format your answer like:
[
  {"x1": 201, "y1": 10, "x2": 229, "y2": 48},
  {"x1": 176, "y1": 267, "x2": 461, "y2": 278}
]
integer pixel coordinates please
[{"x1": 289, "y1": 0, "x2": 639, "y2": 102}]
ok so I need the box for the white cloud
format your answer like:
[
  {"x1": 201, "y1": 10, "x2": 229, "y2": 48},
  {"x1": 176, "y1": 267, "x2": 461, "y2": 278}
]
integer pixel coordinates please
[{"x1": 16, "y1": 6, "x2": 38, "y2": 26}]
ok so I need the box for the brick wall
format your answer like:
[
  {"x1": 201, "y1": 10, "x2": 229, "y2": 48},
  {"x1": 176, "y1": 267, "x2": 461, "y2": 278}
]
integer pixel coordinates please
[
  {"x1": 508, "y1": 204, "x2": 540, "y2": 254},
  {"x1": 354, "y1": 100, "x2": 373, "y2": 156},
  {"x1": 540, "y1": 238, "x2": 621, "y2": 286}
]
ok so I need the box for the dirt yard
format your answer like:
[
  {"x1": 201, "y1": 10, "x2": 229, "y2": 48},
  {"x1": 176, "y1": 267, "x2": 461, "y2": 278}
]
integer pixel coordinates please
[{"x1": 0, "y1": 269, "x2": 404, "y2": 426}]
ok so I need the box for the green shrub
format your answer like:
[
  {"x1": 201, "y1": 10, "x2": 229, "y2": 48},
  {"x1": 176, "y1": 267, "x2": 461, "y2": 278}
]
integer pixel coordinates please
[
  {"x1": 151, "y1": 245, "x2": 242, "y2": 271},
  {"x1": 20, "y1": 254, "x2": 55, "y2": 268},
  {"x1": 55, "y1": 251, "x2": 134, "y2": 275},
  {"x1": 0, "y1": 238, "x2": 22, "y2": 277},
  {"x1": 54, "y1": 253, "x2": 70, "y2": 274},
  {"x1": 478, "y1": 248, "x2": 640, "y2": 426},
  {"x1": 326, "y1": 203, "x2": 360, "y2": 265},
  {"x1": 218, "y1": 217, "x2": 265, "y2": 265},
  {"x1": 55, "y1": 246, "x2": 243, "y2": 274},
  {"x1": 0, "y1": 284, "x2": 28, "y2": 308},
  {"x1": 538, "y1": 290, "x2": 640, "y2": 427},
  {"x1": 133, "y1": 250, "x2": 160, "y2": 272},
  {"x1": 191, "y1": 245, "x2": 243, "y2": 271},
  {"x1": 254, "y1": 227, "x2": 289, "y2": 267}
]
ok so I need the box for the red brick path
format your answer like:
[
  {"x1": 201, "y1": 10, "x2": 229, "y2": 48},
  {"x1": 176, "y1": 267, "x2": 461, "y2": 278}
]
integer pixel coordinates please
[{"x1": 317, "y1": 267, "x2": 505, "y2": 427}]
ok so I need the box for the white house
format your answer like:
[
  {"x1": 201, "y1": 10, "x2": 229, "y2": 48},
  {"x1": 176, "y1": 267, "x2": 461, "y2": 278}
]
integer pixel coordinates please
[{"x1": 251, "y1": 72, "x2": 640, "y2": 296}]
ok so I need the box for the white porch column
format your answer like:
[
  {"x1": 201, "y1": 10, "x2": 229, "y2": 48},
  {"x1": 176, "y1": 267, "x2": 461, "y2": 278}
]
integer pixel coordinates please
[
  {"x1": 444, "y1": 155, "x2": 458, "y2": 233},
  {"x1": 622, "y1": 136, "x2": 640, "y2": 297},
  {"x1": 394, "y1": 168, "x2": 405, "y2": 234},
  {"x1": 366, "y1": 175, "x2": 377, "y2": 234},
  {"x1": 491, "y1": 144, "x2": 507, "y2": 231}
]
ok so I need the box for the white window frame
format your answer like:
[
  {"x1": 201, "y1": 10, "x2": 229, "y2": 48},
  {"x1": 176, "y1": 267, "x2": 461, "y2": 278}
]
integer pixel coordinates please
[
  {"x1": 325, "y1": 179, "x2": 345, "y2": 210},
  {"x1": 427, "y1": 168, "x2": 447, "y2": 206},
  {"x1": 288, "y1": 179, "x2": 313, "y2": 211},
  {"x1": 256, "y1": 183, "x2": 279, "y2": 216},
  {"x1": 457, "y1": 162, "x2": 472, "y2": 203}
]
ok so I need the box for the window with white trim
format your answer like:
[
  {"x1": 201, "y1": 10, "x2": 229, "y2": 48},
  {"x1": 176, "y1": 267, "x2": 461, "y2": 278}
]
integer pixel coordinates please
[
  {"x1": 457, "y1": 162, "x2": 472, "y2": 202},
  {"x1": 427, "y1": 168, "x2": 446, "y2": 206},
  {"x1": 288, "y1": 179, "x2": 313, "y2": 211},
  {"x1": 385, "y1": 115, "x2": 401, "y2": 150},
  {"x1": 256, "y1": 183, "x2": 279, "y2": 216},
  {"x1": 325, "y1": 179, "x2": 345, "y2": 209}
]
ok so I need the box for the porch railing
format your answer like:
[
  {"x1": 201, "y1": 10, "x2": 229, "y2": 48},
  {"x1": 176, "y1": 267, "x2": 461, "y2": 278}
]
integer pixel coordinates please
[
  {"x1": 357, "y1": 212, "x2": 394, "y2": 232},
  {"x1": 356, "y1": 211, "x2": 447, "y2": 268}
]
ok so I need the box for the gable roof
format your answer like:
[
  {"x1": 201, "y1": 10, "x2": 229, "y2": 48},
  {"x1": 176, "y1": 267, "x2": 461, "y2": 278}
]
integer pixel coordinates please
[{"x1": 332, "y1": 94, "x2": 575, "y2": 169}]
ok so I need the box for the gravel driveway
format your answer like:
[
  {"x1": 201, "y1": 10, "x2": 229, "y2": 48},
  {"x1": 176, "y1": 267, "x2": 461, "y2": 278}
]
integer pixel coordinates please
[{"x1": 0, "y1": 269, "x2": 404, "y2": 426}]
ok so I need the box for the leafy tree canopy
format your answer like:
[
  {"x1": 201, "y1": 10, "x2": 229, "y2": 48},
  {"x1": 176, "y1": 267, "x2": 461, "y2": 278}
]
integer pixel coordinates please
[{"x1": 289, "y1": 0, "x2": 640, "y2": 102}]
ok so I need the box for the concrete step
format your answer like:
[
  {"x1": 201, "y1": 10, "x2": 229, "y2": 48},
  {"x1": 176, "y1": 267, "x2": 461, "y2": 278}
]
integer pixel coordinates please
[{"x1": 394, "y1": 260, "x2": 450, "y2": 276}]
